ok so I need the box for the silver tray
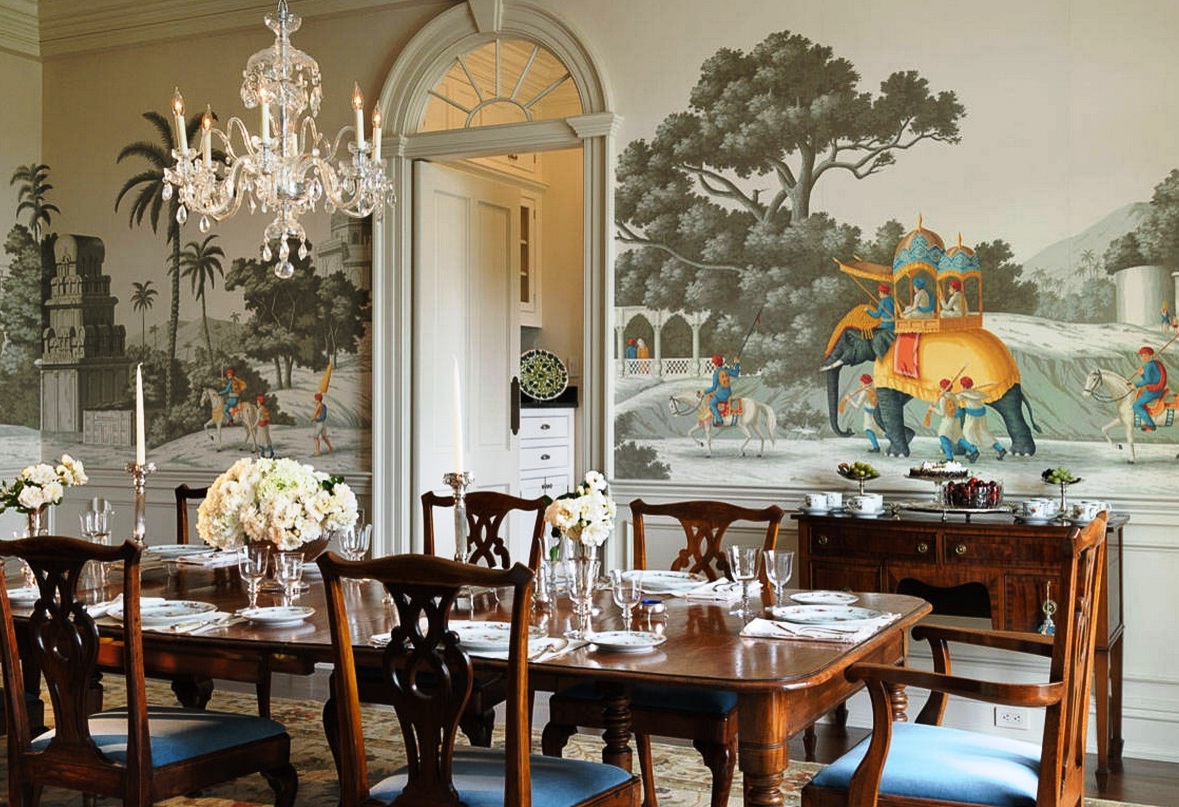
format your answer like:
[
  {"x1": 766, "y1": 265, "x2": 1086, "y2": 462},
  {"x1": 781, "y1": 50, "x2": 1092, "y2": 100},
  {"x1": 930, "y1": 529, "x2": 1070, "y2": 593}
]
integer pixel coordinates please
[{"x1": 896, "y1": 501, "x2": 1013, "y2": 522}]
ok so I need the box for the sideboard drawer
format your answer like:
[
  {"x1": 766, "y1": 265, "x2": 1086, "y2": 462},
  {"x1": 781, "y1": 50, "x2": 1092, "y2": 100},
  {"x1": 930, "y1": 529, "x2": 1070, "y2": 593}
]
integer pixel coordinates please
[
  {"x1": 519, "y1": 412, "x2": 571, "y2": 441},
  {"x1": 942, "y1": 532, "x2": 1059, "y2": 566},
  {"x1": 521, "y1": 444, "x2": 569, "y2": 473},
  {"x1": 811, "y1": 527, "x2": 938, "y2": 560}
]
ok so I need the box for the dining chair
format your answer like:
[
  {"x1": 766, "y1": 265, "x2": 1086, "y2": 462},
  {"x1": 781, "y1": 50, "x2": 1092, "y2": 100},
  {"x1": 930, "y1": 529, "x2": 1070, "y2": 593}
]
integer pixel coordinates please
[
  {"x1": 0, "y1": 535, "x2": 297, "y2": 807},
  {"x1": 422, "y1": 489, "x2": 548, "y2": 570},
  {"x1": 544, "y1": 498, "x2": 786, "y2": 807},
  {"x1": 317, "y1": 551, "x2": 642, "y2": 807},
  {"x1": 801, "y1": 512, "x2": 1108, "y2": 807},
  {"x1": 174, "y1": 483, "x2": 209, "y2": 544}
]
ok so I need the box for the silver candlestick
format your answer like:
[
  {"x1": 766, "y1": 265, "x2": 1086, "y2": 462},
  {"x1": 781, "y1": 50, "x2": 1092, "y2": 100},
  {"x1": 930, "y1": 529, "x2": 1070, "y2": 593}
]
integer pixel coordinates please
[
  {"x1": 443, "y1": 471, "x2": 473, "y2": 563},
  {"x1": 125, "y1": 461, "x2": 157, "y2": 546}
]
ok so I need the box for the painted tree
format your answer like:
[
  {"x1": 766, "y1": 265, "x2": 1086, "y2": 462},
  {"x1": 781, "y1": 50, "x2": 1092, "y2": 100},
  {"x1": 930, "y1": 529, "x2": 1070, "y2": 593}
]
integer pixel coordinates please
[
  {"x1": 614, "y1": 30, "x2": 965, "y2": 383},
  {"x1": 0, "y1": 224, "x2": 45, "y2": 426},
  {"x1": 115, "y1": 110, "x2": 203, "y2": 408},
  {"x1": 316, "y1": 271, "x2": 370, "y2": 367},
  {"x1": 9, "y1": 163, "x2": 60, "y2": 243},
  {"x1": 1128, "y1": 169, "x2": 1179, "y2": 268},
  {"x1": 130, "y1": 280, "x2": 158, "y2": 354},
  {"x1": 180, "y1": 234, "x2": 226, "y2": 367}
]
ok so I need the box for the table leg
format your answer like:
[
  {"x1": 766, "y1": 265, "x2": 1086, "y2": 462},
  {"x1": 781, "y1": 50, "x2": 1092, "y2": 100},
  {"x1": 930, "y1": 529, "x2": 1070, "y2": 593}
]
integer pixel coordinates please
[
  {"x1": 737, "y1": 690, "x2": 789, "y2": 807},
  {"x1": 598, "y1": 681, "x2": 634, "y2": 771},
  {"x1": 1110, "y1": 637, "x2": 1124, "y2": 763}
]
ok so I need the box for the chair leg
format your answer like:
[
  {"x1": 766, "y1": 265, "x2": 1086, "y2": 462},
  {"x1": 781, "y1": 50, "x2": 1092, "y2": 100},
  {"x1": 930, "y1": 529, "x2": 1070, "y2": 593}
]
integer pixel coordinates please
[
  {"x1": 262, "y1": 762, "x2": 299, "y2": 807},
  {"x1": 256, "y1": 673, "x2": 272, "y2": 719},
  {"x1": 323, "y1": 692, "x2": 343, "y2": 775},
  {"x1": 459, "y1": 706, "x2": 496, "y2": 747},
  {"x1": 636, "y1": 732, "x2": 659, "y2": 807},
  {"x1": 692, "y1": 737, "x2": 736, "y2": 807},
  {"x1": 541, "y1": 721, "x2": 577, "y2": 757},
  {"x1": 803, "y1": 724, "x2": 817, "y2": 761}
]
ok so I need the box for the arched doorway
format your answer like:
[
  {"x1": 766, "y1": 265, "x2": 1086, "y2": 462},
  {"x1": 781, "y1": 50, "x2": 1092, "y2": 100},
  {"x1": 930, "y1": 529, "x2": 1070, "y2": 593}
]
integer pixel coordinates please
[{"x1": 370, "y1": 1, "x2": 616, "y2": 555}]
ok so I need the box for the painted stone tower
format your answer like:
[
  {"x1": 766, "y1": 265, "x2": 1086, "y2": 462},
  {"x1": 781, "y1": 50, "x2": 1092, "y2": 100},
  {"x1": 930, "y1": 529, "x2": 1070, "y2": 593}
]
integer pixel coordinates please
[{"x1": 39, "y1": 235, "x2": 132, "y2": 443}]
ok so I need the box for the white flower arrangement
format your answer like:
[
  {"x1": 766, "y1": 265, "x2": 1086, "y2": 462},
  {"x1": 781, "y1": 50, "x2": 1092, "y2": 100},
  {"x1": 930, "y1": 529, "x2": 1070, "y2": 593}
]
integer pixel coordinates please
[
  {"x1": 196, "y1": 457, "x2": 358, "y2": 552},
  {"x1": 0, "y1": 454, "x2": 88, "y2": 514},
  {"x1": 543, "y1": 470, "x2": 616, "y2": 548}
]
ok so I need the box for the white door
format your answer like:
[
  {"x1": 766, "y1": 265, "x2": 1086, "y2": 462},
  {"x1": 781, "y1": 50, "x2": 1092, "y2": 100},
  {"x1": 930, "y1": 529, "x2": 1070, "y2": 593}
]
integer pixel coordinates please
[{"x1": 413, "y1": 160, "x2": 522, "y2": 559}]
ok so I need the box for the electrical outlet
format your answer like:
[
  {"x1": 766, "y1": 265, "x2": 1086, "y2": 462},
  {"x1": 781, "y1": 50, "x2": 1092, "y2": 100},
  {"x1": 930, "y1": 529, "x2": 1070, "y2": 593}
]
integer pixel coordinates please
[{"x1": 994, "y1": 706, "x2": 1028, "y2": 729}]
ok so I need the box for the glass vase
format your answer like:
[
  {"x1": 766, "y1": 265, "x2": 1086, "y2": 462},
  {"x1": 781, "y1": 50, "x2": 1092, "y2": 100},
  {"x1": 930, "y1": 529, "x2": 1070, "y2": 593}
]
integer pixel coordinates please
[
  {"x1": 24, "y1": 505, "x2": 49, "y2": 537},
  {"x1": 563, "y1": 541, "x2": 599, "y2": 639}
]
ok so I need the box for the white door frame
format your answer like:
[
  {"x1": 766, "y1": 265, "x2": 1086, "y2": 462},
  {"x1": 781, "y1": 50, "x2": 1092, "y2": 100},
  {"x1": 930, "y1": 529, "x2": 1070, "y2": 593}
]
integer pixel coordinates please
[{"x1": 370, "y1": 1, "x2": 618, "y2": 556}]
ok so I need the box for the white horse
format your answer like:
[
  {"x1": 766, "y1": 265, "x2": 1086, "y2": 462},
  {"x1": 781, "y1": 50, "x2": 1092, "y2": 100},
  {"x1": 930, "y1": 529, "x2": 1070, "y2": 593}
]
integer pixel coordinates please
[
  {"x1": 201, "y1": 387, "x2": 260, "y2": 453},
  {"x1": 669, "y1": 391, "x2": 778, "y2": 458},
  {"x1": 1081, "y1": 367, "x2": 1144, "y2": 463}
]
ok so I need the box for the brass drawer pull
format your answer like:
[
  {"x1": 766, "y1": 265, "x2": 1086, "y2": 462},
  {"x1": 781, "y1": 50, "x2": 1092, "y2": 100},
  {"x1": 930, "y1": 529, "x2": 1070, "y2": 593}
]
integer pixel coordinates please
[
  {"x1": 916, "y1": 542, "x2": 929, "y2": 554},
  {"x1": 954, "y1": 543, "x2": 967, "y2": 556},
  {"x1": 817, "y1": 535, "x2": 829, "y2": 547}
]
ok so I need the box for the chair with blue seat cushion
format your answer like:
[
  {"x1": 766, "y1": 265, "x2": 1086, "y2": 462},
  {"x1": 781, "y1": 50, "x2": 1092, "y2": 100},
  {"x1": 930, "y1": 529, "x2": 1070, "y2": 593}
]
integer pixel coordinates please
[
  {"x1": 317, "y1": 551, "x2": 641, "y2": 807},
  {"x1": 802, "y1": 512, "x2": 1108, "y2": 807},
  {"x1": 543, "y1": 498, "x2": 785, "y2": 807},
  {"x1": 0, "y1": 535, "x2": 296, "y2": 807}
]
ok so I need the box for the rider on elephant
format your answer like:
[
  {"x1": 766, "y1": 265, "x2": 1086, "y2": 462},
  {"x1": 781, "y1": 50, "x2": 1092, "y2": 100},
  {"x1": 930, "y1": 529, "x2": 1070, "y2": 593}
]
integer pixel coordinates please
[
  {"x1": 941, "y1": 278, "x2": 966, "y2": 317},
  {"x1": 703, "y1": 354, "x2": 740, "y2": 427},
  {"x1": 1132, "y1": 345, "x2": 1167, "y2": 432},
  {"x1": 219, "y1": 368, "x2": 246, "y2": 425},
  {"x1": 864, "y1": 283, "x2": 897, "y2": 360},
  {"x1": 901, "y1": 277, "x2": 935, "y2": 320}
]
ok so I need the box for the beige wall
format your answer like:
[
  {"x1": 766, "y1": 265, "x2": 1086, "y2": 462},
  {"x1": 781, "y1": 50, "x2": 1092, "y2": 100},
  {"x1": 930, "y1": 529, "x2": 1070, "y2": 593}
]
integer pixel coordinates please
[{"x1": 0, "y1": 48, "x2": 42, "y2": 241}]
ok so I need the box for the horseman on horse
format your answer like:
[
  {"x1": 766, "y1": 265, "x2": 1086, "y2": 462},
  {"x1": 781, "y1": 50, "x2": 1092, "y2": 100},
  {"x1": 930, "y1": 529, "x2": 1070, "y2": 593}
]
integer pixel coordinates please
[
  {"x1": 702, "y1": 354, "x2": 740, "y2": 427},
  {"x1": 218, "y1": 367, "x2": 247, "y2": 425}
]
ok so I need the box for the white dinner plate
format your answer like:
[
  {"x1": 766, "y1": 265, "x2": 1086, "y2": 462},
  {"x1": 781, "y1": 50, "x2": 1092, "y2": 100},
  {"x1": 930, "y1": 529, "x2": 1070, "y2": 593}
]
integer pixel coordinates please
[
  {"x1": 588, "y1": 630, "x2": 666, "y2": 653},
  {"x1": 452, "y1": 622, "x2": 545, "y2": 651},
  {"x1": 239, "y1": 606, "x2": 316, "y2": 627},
  {"x1": 110, "y1": 600, "x2": 217, "y2": 627},
  {"x1": 5, "y1": 587, "x2": 38, "y2": 604},
  {"x1": 146, "y1": 545, "x2": 200, "y2": 559},
  {"x1": 624, "y1": 570, "x2": 706, "y2": 594},
  {"x1": 771, "y1": 604, "x2": 884, "y2": 625},
  {"x1": 790, "y1": 590, "x2": 859, "y2": 605}
]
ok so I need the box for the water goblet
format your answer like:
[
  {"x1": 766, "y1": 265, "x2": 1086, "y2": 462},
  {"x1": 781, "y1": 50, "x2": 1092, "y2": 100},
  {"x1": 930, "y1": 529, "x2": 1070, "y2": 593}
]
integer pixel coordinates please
[
  {"x1": 275, "y1": 551, "x2": 305, "y2": 607},
  {"x1": 610, "y1": 569, "x2": 642, "y2": 632},
  {"x1": 238, "y1": 544, "x2": 270, "y2": 610},
  {"x1": 727, "y1": 545, "x2": 761, "y2": 618},
  {"x1": 763, "y1": 549, "x2": 795, "y2": 607},
  {"x1": 339, "y1": 523, "x2": 372, "y2": 562},
  {"x1": 563, "y1": 557, "x2": 600, "y2": 639}
]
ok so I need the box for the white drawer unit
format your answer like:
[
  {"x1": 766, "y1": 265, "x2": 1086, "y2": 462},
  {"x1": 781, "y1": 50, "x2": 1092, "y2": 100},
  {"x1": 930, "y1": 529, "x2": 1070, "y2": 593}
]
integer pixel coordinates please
[{"x1": 519, "y1": 407, "x2": 575, "y2": 501}]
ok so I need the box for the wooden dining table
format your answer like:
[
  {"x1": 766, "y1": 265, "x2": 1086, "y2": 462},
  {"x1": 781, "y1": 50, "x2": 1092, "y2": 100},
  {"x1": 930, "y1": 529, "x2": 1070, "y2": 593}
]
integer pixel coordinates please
[{"x1": 12, "y1": 559, "x2": 931, "y2": 807}]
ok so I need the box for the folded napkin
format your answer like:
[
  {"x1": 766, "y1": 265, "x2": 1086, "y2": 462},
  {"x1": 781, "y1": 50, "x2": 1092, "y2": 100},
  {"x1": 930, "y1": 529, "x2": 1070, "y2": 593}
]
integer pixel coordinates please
[
  {"x1": 740, "y1": 612, "x2": 900, "y2": 644},
  {"x1": 151, "y1": 611, "x2": 241, "y2": 634},
  {"x1": 176, "y1": 549, "x2": 242, "y2": 568},
  {"x1": 679, "y1": 575, "x2": 740, "y2": 601}
]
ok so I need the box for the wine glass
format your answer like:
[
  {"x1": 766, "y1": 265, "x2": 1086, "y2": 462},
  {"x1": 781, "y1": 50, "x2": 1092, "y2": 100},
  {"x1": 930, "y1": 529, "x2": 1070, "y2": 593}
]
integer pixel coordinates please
[
  {"x1": 727, "y1": 545, "x2": 761, "y2": 618},
  {"x1": 274, "y1": 551, "x2": 304, "y2": 607},
  {"x1": 238, "y1": 544, "x2": 269, "y2": 610},
  {"x1": 610, "y1": 569, "x2": 642, "y2": 632},
  {"x1": 763, "y1": 549, "x2": 795, "y2": 607}
]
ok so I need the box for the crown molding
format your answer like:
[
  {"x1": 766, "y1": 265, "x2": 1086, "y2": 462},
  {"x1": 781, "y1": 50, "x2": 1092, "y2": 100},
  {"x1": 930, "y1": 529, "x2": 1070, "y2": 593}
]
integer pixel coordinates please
[
  {"x1": 38, "y1": 0, "x2": 449, "y2": 58},
  {"x1": 0, "y1": 0, "x2": 39, "y2": 58}
]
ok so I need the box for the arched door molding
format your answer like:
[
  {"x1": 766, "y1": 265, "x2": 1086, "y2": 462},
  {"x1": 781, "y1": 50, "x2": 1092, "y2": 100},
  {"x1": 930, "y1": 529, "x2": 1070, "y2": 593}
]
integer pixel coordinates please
[{"x1": 370, "y1": 1, "x2": 617, "y2": 554}]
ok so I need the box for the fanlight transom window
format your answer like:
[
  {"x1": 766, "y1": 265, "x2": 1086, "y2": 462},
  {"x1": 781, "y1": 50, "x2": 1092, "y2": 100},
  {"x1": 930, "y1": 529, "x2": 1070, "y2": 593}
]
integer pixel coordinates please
[{"x1": 421, "y1": 38, "x2": 582, "y2": 131}]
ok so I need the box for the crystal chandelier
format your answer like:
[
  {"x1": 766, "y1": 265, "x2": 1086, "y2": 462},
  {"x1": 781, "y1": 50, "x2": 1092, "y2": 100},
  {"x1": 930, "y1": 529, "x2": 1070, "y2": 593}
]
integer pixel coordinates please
[{"x1": 163, "y1": 0, "x2": 393, "y2": 279}]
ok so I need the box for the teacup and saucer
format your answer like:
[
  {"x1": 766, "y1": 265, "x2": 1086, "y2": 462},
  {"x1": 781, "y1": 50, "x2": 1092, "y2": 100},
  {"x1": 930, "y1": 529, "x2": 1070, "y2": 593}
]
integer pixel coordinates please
[
  {"x1": 801, "y1": 492, "x2": 830, "y2": 515},
  {"x1": 846, "y1": 493, "x2": 884, "y2": 518},
  {"x1": 1017, "y1": 497, "x2": 1059, "y2": 524}
]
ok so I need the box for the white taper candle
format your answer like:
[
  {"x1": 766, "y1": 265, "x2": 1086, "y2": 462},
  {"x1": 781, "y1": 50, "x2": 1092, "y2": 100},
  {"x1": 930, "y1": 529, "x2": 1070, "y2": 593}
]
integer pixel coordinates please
[
  {"x1": 135, "y1": 363, "x2": 146, "y2": 465},
  {"x1": 452, "y1": 356, "x2": 464, "y2": 472}
]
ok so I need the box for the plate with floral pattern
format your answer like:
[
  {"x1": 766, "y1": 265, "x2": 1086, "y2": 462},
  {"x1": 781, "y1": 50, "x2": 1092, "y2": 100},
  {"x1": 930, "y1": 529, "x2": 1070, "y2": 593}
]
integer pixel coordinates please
[
  {"x1": 110, "y1": 600, "x2": 217, "y2": 627},
  {"x1": 519, "y1": 349, "x2": 569, "y2": 401},
  {"x1": 771, "y1": 604, "x2": 883, "y2": 625}
]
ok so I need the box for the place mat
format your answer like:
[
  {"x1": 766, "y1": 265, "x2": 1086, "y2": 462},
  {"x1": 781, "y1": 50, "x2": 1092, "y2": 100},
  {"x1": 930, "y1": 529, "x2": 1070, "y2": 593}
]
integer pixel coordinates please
[
  {"x1": 684, "y1": 579, "x2": 747, "y2": 604},
  {"x1": 176, "y1": 549, "x2": 243, "y2": 568},
  {"x1": 741, "y1": 612, "x2": 900, "y2": 644}
]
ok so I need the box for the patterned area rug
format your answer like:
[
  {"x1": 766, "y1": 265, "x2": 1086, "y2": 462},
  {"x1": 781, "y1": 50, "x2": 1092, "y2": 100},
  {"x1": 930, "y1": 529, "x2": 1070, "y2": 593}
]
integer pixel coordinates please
[{"x1": 7, "y1": 682, "x2": 1155, "y2": 806}]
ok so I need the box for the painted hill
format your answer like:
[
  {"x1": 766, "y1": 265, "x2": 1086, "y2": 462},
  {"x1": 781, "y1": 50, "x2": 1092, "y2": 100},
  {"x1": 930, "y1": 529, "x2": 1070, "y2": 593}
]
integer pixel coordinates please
[{"x1": 1019, "y1": 202, "x2": 1149, "y2": 290}]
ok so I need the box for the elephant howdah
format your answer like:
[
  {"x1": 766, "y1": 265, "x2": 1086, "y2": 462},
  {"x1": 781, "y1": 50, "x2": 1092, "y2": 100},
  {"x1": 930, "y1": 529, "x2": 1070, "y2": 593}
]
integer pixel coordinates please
[{"x1": 822, "y1": 311, "x2": 1038, "y2": 457}]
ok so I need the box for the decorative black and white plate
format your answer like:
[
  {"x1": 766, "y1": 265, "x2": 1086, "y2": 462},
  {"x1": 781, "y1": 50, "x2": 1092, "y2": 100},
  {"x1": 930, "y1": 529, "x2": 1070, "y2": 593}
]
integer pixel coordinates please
[{"x1": 519, "y1": 349, "x2": 568, "y2": 401}]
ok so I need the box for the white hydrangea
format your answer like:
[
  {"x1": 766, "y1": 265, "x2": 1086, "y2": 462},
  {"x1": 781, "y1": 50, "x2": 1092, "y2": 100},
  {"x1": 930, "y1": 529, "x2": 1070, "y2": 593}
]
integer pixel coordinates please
[
  {"x1": 543, "y1": 470, "x2": 616, "y2": 548},
  {"x1": 197, "y1": 457, "x2": 359, "y2": 551},
  {"x1": 0, "y1": 455, "x2": 88, "y2": 515}
]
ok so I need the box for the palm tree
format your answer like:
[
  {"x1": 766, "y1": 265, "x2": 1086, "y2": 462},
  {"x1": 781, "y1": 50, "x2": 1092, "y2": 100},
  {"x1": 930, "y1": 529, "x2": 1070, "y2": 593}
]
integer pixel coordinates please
[
  {"x1": 10, "y1": 163, "x2": 60, "y2": 242},
  {"x1": 180, "y1": 234, "x2": 225, "y2": 366},
  {"x1": 115, "y1": 110, "x2": 198, "y2": 408},
  {"x1": 130, "y1": 280, "x2": 158, "y2": 354}
]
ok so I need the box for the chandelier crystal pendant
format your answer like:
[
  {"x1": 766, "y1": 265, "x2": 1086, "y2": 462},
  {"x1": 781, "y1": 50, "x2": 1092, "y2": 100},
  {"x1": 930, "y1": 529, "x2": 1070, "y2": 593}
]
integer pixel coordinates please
[{"x1": 163, "y1": 0, "x2": 393, "y2": 279}]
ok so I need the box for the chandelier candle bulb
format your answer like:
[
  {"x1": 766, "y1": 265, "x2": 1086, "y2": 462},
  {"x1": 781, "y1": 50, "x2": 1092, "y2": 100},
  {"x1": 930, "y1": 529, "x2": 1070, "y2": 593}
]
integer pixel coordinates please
[
  {"x1": 201, "y1": 107, "x2": 212, "y2": 168},
  {"x1": 372, "y1": 109, "x2": 382, "y2": 162},
  {"x1": 352, "y1": 83, "x2": 365, "y2": 148},
  {"x1": 260, "y1": 94, "x2": 271, "y2": 142},
  {"x1": 172, "y1": 89, "x2": 187, "y2": 151},
  {"x1": 135, "y1": 363, "x2": 145, "y2": 465}
]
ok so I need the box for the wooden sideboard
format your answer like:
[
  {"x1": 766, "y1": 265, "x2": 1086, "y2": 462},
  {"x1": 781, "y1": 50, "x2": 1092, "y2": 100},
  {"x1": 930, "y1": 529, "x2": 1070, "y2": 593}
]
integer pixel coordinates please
[{"x1": 792, "y1": 510, "x2": 1126, "y2": 774}]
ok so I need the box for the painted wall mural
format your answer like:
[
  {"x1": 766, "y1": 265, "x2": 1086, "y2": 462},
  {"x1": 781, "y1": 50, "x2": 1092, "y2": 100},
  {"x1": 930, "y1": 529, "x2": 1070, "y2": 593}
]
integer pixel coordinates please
[
  {"x1": 612, "y1": 28, "x2": 1179, "y2": 500},
  {"x1": 1, "y1": 118, "x2": 372, "y2": 477}
]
